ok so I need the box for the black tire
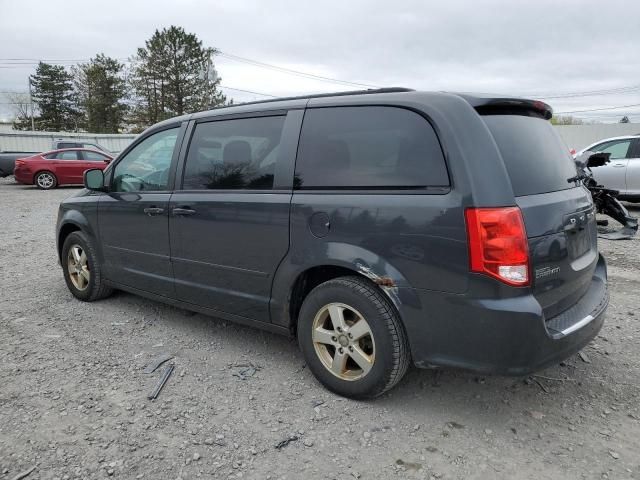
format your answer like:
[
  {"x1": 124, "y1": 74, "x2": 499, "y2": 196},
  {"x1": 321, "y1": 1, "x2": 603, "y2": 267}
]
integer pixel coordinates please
[
  {"x1": 35, "y1": 171, "x2": 57, "y2": 189},
  {"x1": 61, "y1": 231, "x2": 113, "y2": 302},
  {"x1": 297, "y1": 276, "x2": 410, "y2": 399}
]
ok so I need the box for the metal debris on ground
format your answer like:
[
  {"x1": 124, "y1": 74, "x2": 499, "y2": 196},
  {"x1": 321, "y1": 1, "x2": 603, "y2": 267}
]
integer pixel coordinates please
[
  {"x1": 231, "y1": 363, "x2": 261, "y2": 380},
  {"x1": 530, "y1": 376, "x2": 550, "y2": 393},
  {"x1": 445, "y1": 421, "x2": 465, "y2": 429},
  {"x1": 11, "y1": 466, "x2": 36, "y2": 480},
  {"x1": 274, "y1": 435, "x2": 299, "y2": 449},
  {"x1": 143, "y1": 353, "x2": 174, "y2": 374},
  {"x1": 148, "y1": 364, "x2": 175, "y2": 400},
  {"x1": 599, "y1": 227, "x2": 638, "y2": 240},
  {"x1": 578, "y1": 351, "x2": 592, "y2": 364},
  {"x1": 395, "y1": 459, "x2": 422, "y2": 471}
]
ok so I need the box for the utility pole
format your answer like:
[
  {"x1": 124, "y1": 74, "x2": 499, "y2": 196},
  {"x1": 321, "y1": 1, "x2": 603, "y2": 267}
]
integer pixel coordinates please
[{"x1": 27, "y1": 77, "x2": 35, "y2": 131}]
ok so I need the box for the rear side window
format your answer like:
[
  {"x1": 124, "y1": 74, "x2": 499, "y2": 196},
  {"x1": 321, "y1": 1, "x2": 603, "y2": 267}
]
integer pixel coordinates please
[
  {"x1": 183, "y1": 116, "x2": 285, "y2": 190},
  {"x1": 83, "y1": 150, "x2": 109, "y2": 161},
  {"x1": 56, "y1": 151, "x2": 81, "y2": 160},
  {"x1": 482, "y1": 115, "x2": 578, "y2": 196},
  {"x1": 591, "y1": 139, "x2": 632, "y2": 160},
  {"x1": 295, "y1": 106, "x2": 448, "y2": 189}
]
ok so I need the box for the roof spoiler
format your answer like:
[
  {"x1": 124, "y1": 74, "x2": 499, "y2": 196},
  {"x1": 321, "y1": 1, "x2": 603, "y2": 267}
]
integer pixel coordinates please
[{"x1": 458, "y1": 95, "x2": 553, "y2": 120}]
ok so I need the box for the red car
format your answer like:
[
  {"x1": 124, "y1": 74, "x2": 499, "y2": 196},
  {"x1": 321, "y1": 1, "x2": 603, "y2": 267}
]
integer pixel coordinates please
[{"x1": 14, "y1": 148, "x2": 113, "y2": 189}]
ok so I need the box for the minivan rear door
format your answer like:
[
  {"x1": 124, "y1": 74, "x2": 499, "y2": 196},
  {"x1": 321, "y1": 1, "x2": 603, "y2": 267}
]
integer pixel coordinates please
[{"x1": 481, "y1": 114, "x2": 598, "y2": 318}]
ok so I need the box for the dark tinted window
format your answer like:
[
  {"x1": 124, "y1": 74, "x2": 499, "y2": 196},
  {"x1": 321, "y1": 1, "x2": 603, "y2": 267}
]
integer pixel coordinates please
[
  {"x1": 295, "y1": 106, "x2": 448, "y2": 189},
  {"x1": 183, "y1": 116, "x2": 285, "y2": 190},
  {"x1": 482, "y1": 115, "x2": 578, "y2": 196}
]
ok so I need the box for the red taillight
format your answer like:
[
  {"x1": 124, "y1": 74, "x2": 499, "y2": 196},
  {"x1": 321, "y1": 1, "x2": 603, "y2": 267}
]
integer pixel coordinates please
[{"x1": 465, "y1": 207, "x2": 530, "y2": 286}]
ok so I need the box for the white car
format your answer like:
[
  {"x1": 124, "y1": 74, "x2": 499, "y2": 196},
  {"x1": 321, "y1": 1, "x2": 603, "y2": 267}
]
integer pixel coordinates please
[{"x1": 577, "y1": 135, "x2": 640, "y2": 202}]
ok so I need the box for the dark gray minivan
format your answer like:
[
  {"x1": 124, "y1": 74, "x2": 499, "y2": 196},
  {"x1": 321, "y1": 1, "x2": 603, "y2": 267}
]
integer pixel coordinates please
[{"x1": 56, "y1": 88, "x2": 608, "y2": 398}]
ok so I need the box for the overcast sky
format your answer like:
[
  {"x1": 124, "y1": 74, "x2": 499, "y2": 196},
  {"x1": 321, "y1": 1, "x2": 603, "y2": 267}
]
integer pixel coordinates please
[{"x1": 1, "y1": 0, "x2": 639, "y2": 122}]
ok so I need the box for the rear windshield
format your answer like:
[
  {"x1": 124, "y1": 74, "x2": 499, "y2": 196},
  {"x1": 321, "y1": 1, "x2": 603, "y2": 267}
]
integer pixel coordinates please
[{"x1": 482, "y1": 115, "x2": 577, "y2": 196}]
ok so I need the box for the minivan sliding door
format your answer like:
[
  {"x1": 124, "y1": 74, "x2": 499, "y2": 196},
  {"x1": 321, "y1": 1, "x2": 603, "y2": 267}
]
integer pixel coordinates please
[{"x1": 168, "y1": 110, "x2": 302, "y2": 322}]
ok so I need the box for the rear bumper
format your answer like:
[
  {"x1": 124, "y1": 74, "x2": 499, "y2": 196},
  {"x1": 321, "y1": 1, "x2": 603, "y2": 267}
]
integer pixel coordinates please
[
  {"x1": 403, "y1": 254, "x2": 608, "y2": 375},
  {"x1": 13, "y1": 168, "x2": 32, "y2": 184}
]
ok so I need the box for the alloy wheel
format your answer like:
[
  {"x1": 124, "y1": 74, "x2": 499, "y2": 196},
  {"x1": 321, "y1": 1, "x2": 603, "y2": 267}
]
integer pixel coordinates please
[
  {"x1": 37, "y1": 173, "x2": 55, "y2": 189},
  {"x1": 312, "y1": 302, "x2": 375, "y2": 381},
  {"x1": 67, "y1": 244, "x2": 90, "y2": 291}
]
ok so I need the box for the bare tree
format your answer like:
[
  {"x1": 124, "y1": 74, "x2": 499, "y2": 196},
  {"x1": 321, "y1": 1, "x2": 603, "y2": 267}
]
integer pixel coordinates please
[{"x1": 5, "y1": 92, "x2": 34, "y2": 130}]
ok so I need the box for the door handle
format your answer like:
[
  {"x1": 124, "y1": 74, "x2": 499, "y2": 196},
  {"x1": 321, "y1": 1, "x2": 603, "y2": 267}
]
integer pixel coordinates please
[
  {"x1": 143, "y1": 207, "x2": 164, "y2": 216},
  {"x1": 173, "y1": 207, "x2": 196, "y2": 216},
  {"x1": 612, "y1": 163, "x2": 626, "y2": 167}
]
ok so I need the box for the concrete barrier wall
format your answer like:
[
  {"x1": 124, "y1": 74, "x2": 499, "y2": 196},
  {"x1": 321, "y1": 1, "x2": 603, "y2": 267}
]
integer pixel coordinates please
[{"x1": 554, "y1": 123, "x2": 640, "y2": 151}]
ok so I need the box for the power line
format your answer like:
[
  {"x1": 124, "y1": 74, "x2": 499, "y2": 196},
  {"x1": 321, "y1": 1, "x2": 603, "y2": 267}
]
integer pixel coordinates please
[
  {"x1": 556, "y1": 103, "x2": 640, "y2": 114},
  {"x1": 0, "y1": 52, "x2": 383, "y2": 90},
  {"x1": 0, "y1": 57, "x2": 130, "y2": 63},
  {"x1": 531, "y1": 84, "x2": 640, "y2": 99},
  {"x1": 217, "y1": 51, "x2": 380, "y2": 89},
  {"x1": 1, "y1": 85, "x2": 278, "y2": 99},
  {"x1": 219, "y1": 85, "x2": 276, "y2": 97},
  {"x1": 3, "y1": 55, "x2": 640, "y2": 101}
]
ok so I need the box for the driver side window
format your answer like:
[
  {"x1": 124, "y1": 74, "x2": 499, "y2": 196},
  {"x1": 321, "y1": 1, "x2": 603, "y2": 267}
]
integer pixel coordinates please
[{"x1": 112, "y1": 128, "x2": 179, "y2": 192}]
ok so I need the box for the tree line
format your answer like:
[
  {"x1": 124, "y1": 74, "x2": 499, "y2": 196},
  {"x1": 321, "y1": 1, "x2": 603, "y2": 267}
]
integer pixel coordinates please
[{"x1": 13, "y1": 26, "x2": 228, "y2": 133}]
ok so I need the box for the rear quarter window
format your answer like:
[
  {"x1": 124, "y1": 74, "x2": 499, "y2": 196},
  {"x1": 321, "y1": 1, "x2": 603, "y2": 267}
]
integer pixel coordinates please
[
  {"x1": 295, "y1": 106, "x2": 449, "y2": 189},
  {"x1": 56, "y1": 142, "x2": 80, "y2": 149},
  {"x1": 482, "y1": 115, "x2": 578, "y2": 196}
]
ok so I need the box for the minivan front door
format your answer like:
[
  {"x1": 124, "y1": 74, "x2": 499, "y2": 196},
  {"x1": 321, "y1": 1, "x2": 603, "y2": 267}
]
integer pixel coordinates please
[
  {"x1": 168, "y1": 112, "x2": 300, "y2": 322},
  {"x1": 99, "y1": 126, "x2": 182, "y2": 297}
]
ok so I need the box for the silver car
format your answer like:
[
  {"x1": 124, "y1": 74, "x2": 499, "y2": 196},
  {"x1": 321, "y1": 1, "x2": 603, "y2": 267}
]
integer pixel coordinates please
[{"x1": 578, "y1": 135, "x2": 640, "y2": 202}]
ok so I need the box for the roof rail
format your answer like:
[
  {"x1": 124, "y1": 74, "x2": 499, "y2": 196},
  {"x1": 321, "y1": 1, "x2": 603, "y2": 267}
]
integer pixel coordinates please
[{"x1": 221, "y1": 87, "x2": 414, "y2": 108}]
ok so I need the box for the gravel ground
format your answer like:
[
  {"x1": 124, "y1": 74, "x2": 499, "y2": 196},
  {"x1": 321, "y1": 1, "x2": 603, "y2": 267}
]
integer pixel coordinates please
[{"x1": 1, "y1": 176, "x2": 639, "y2": 480}]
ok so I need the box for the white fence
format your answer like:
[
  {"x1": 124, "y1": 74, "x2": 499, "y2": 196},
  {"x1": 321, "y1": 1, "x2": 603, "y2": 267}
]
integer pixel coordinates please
[
  {"x1": 0, "y1": 131, "x2": 137, "y2": 153},
  {"x1": 1, "y1": 123, "x2": 639, "y2": 156}
]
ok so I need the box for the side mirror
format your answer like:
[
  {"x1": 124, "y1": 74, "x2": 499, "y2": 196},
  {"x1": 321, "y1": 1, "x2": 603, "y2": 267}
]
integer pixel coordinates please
[{"x1": 84, "y1": 169, "x2": 106, "y2": 191}]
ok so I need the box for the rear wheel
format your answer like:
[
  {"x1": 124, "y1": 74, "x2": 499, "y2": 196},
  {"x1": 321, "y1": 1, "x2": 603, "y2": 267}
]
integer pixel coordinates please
[
  {"x1": 35, "y1": 171, "x2": 57, "y2": 189},
  {"x1": 62, "y1": 231, "x2": 113, "y2": 301},
  {"x1": 298, "y1": 276, "x2": 410, "y2": 399}
]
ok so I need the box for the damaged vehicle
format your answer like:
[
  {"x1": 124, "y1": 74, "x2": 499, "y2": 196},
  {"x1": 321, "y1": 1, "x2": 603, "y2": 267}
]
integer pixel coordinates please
[
  {"x1": 575, "y1": 135, "x2": 640, "y2": 203},
  {"x1": 56, "y1": 89, "x2": 608, "y2": 399},
  {"x1": 572, "y1": 150, "x2": 638, "y2": 239}
]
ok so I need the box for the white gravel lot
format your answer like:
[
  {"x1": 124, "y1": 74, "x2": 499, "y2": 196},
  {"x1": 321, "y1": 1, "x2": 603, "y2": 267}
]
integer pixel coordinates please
[{"x1": 1, "y1": 177, "x2": 639, "y2": 480}]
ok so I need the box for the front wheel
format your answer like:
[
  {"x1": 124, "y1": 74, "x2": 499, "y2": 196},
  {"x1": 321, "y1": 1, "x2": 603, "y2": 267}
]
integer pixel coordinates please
[
  {"x1": 35, "y1": 171, "x2": 57, "y2": 189},
  {"x1": 298, "y1": 276, "x2": 410, "y2": 399},
  {"x1": 62, "y1": 231, "x2": 113, "y2": 301}
]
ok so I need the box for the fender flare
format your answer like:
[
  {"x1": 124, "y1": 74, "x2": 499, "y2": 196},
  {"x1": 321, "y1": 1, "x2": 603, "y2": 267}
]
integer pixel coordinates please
[
  {"x1": 57, "y1": 209, "x2": 103, "y2": 264},
  {"x1": 269, "y1": 242, "x2": 423, "y2": 332}
]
